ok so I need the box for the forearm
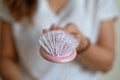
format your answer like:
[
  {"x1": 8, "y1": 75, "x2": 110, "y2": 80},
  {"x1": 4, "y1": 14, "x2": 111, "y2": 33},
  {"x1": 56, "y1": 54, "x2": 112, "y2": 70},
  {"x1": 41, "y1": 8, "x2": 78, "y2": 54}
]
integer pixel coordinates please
[
  {"x1": 0, "y1": 59, "x2": 22, "y2": 80},
  {"x1": 76, "y1": 44, "x2": 115, "y2": 72}
]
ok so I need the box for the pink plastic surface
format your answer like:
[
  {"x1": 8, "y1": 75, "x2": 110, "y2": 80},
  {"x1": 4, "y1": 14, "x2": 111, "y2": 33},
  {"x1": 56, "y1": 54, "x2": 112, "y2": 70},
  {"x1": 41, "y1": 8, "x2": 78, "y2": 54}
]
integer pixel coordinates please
[{"x1": 40, "y1": 47, "x2": 77, "y2": 63}]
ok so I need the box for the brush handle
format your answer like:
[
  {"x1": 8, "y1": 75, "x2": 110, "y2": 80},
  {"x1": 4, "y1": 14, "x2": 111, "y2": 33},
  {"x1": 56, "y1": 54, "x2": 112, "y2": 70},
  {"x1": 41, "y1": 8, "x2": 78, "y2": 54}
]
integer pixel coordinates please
[{"x1": 40, "y1": 47, "x2": 77, "y2": 63}]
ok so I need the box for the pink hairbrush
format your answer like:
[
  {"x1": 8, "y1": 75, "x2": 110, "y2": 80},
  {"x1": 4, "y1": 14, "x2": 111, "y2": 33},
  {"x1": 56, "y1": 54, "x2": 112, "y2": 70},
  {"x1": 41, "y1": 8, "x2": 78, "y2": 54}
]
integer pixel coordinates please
[{"x1": 39, "y1": 30, "x2": 79, "y2": 63}]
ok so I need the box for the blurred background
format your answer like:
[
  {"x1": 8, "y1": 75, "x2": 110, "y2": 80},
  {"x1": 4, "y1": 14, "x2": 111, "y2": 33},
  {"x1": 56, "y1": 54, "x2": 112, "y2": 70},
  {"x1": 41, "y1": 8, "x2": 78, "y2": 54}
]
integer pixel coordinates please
[
  {"x1": 99, "y1": 0, "x2": 120, "y2": 80},
  {"x1": 0, "y1": 0, "x2": 120, "y2": 80}
]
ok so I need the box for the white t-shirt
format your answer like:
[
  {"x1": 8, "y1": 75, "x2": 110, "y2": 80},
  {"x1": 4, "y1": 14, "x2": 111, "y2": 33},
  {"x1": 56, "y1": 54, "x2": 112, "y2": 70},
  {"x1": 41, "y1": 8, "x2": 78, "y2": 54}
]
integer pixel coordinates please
[{"x1": 0, "y1": 0, "x2": 119, "y2": 80}]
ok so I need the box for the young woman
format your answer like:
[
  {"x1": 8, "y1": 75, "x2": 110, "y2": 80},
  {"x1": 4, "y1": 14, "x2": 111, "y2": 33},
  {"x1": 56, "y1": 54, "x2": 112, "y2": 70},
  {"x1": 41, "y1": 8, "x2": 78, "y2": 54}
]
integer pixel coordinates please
[{"x1": 0, "y1": 0, "x2": 119, "y2": 80}]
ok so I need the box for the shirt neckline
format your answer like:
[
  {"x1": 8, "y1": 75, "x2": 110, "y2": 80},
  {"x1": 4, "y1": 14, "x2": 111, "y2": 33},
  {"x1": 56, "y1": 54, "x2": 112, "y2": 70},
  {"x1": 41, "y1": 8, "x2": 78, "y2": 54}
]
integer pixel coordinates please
[{"x1": 44, "y1": 0, "x2": 72, "y2": 18}]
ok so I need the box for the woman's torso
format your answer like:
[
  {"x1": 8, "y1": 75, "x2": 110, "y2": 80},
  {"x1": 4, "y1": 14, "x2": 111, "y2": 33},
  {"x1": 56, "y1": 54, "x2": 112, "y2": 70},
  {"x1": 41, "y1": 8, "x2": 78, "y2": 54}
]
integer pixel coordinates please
[{"x1": 12, "y1": 0, "x2": 101, "y2": 80}]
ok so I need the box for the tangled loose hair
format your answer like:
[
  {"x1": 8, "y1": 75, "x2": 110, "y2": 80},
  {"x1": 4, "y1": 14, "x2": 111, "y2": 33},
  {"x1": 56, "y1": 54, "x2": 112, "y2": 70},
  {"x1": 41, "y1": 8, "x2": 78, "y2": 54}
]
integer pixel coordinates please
[{"x1": 4, "y1": 0, "x2": 38, "y2": 22}]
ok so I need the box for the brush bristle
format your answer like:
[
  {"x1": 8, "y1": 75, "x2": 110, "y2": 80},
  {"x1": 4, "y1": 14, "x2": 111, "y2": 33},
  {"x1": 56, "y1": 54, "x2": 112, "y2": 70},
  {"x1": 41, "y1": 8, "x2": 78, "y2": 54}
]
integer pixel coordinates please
[{"x1": 39, "y1": 30, "x2": 79, "y2": 57}]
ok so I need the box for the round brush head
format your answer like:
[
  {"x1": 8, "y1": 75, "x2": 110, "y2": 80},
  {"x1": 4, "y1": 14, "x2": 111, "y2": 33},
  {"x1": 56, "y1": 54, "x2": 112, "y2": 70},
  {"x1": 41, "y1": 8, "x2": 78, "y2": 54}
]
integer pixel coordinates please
[{"x1": 39, "y1": 30, "x2": 79, "y2": 63}]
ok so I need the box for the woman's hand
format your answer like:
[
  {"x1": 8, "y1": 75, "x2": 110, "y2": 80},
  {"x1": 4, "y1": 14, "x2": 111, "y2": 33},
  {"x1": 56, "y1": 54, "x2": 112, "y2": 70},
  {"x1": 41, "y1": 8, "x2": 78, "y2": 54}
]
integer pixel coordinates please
[
  {"x1": 43, "y1": 23, "x2": 88, "y2": 52},
  {"x1": 43, "y1": 20, "x2": 115, "y2": 72}
]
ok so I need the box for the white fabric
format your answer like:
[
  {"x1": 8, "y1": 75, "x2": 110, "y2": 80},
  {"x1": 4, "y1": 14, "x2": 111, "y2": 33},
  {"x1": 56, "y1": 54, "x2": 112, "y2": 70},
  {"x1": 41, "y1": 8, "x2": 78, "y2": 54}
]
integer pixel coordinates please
[{"x1": 0, "y1": 0, "x2": 119, "y2": 80}]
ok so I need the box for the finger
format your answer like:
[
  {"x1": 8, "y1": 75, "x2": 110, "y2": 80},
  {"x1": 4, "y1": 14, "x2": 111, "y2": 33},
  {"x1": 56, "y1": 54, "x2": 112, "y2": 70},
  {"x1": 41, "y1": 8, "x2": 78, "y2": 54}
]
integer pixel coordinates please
[
  {"x1": 64, "y1": 24, "x2": 78, "y2": 34},
  {"x1": 66, "y1": 23, "x2": 73, "y2": 27},
  {"x1": 50, "y1": 24, "x2": 59, "y2": 30},
  {"x1": 43, "y1": 29, "x2": 49, "y2": 33},
  {"x1": 50, "y1": 24, "x2": 56, "y2": 30}
]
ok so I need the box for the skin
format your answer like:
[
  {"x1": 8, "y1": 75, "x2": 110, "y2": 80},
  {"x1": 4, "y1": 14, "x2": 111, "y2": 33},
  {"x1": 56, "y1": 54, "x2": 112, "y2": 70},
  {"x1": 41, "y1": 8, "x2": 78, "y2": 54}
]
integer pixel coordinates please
[
  {"x1": 0, "y1": 0, "x2": 116, "y2": 80},
  {"x1": 46, "y1": 21, "x2": 115, "y2": 72},
  {"x1": 0, "y1": 21, "x2": 22, "y2": 80}
]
